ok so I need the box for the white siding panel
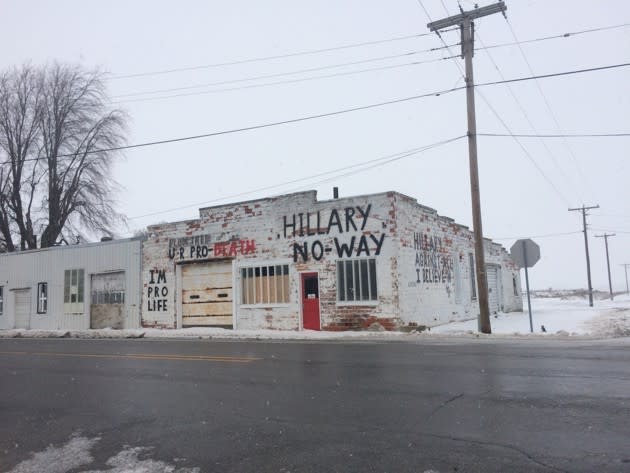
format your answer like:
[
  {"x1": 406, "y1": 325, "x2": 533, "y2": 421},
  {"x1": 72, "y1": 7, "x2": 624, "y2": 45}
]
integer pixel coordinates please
[{"x1": 0, "y1": 238, "x2": 142, "y2": 330}]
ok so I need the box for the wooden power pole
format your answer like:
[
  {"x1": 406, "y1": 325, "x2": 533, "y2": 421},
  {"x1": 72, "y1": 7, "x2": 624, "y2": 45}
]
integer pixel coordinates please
[
  {"x1": 569, "y1": 204, "x2": 599, "y2": 306},
  {"x1": 427, "y1": 1, "x2": 507, "y2": 334},
  {"x1": 595, "y1": 233, "x2": 615, "y2": 300}
]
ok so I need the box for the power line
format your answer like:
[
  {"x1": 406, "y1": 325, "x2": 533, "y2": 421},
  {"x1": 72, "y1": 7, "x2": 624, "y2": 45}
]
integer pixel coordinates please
[
  {"x1": 108, "y1": 21, "x2": 630, "y2": 82},
  {"x1": 420, "y1": 0, "x2": 571, "y2": 206},
  {"x1": 129, "y1": 135, "x2": 466, "y2": 220},
  {"x1": 478, "y1": 22, "x2": 630, "y2": 52},
  {"x1": 504, "y1": 17, "x2": 595, "y2": 204},
  {"x1": 4, "y1": 60, "x2": 628, "y2": 164},
  {"x1": 475, "y1": 30, "x2": 583, "y2": 204},
  {"x1": 114, "y1": 45, "x2": 459, "y2": 99},
  {"x1": 479, "y1": 132, "x2": 630, "y2": 138},
  {"x1": 114, "y1": 55, "x2": 458, "y2": 105},
  {"x1": 476, "y1": 62, "x2": 630, "y2": 88},
  {"x1": 110, "y1": 31, "x2": 456, "y2": 80},
  {"x1": 492, "y1": 230, "x2": 582, "y2": 241}
]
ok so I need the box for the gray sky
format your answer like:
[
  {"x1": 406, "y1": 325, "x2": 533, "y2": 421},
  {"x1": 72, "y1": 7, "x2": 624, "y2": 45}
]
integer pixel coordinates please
[{"x1": 2, "y1": 0, "x2": 629, "y2": 291}]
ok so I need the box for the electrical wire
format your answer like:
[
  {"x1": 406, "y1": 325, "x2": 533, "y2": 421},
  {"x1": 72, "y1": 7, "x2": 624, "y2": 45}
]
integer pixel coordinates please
[
  {"x1": 114, "y1": 55, "x2": 458, "y2": 104},
  {"x1": 492, "y1": 230, "x2": 583, "y2": 241},
  {"x1": 504, "y1": 17, "x2": 596, "y2": 204},
  {"x1": 475, "y1": 30, "x2": 585, "y2": 204},
  {"x1": 110, "y1": 31, "x2": 457, "y2": 80},
  {"x1": 417, "y1": 0, "x2": 572, "y2": 206},
  {"x1": 478, "y1": 23, "x2": 630, "y2": 52},
  {"x1": 113, "y1": 44, "x2": 459, "y2": 100},
  {"x1": 128, "y1": 135, "x2": 466, "y2": 220},
  {"x1": 4, "y1": 60, "x2": 628, "y2": 164},
  {"x1": 479, "y1": 132, "x2": 630, "y2": 138}
]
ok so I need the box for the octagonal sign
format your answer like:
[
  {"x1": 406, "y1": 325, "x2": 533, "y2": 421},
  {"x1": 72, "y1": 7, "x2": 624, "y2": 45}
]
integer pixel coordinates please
[{"x1": 510, "y1": 238, "x2": 540, "y2": 268}]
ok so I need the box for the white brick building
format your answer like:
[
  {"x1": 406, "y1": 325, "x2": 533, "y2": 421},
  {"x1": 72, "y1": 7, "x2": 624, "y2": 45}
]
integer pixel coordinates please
[{"x1": 141, "y1": 190, "x2": 522, "y2": 331}]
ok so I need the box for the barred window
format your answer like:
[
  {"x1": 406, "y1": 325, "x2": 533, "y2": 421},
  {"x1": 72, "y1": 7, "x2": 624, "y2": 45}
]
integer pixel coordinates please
[
  {"x1": 241, "y1": 264, "x2": 290, "y2": 305},
  {"x1": 64, "y1": 269, "x2": 85, "y2": 314},
  {"x1": 337, "y1": 259, "x2": 377, "y2": 302},
  {"x1": 37, "y1": 283, "x2": 48, "y2": 314}
]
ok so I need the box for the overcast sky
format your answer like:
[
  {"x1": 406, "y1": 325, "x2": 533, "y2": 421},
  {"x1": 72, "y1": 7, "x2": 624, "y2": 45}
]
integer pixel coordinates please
[{"x1": 2, "y1": 0, "x2": 628, "y2": 291}]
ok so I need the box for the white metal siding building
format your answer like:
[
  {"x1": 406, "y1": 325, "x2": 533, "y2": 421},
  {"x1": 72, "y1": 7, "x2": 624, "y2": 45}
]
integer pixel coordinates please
[{"x1": 0, "y1": 238, "x2": 142, "y2": 330}]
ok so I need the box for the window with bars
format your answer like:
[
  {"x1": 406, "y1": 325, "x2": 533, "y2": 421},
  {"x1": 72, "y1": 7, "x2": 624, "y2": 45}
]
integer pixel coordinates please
[
  {"x1": 336, "y1": 258, "x2": 378, "y2": 303},
  {"x1": 37, "y1": 282, "x2": 48, "y2": 314},
  {"x1": 64, "y1": 269, "x2": 85, "y2": 314},
  {"x1": 241, "y1": 264, "x2": 290, "y2": 305}
]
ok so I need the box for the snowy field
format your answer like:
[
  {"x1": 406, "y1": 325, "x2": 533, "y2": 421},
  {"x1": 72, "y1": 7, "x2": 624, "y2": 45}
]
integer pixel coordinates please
[
  {"x1": 1, "y1": 294, "x2": 629, "y2": 341},
  {"x1": 431, "y1": 293, "x2": 630, "y2": 337}
]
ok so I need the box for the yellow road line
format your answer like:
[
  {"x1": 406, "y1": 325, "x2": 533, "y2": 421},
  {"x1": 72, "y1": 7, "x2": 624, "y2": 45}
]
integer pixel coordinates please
[{"x1": 0, "y1": 351, "x2": 261, "y2": 363}]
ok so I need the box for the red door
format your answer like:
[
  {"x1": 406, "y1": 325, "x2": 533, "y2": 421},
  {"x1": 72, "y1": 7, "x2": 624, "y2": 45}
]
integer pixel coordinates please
[{"x1": 301, "y1": 272, "x2": 320, "y2": 330}]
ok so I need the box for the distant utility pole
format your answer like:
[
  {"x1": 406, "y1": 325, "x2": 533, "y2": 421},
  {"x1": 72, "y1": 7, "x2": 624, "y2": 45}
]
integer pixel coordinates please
[
  {"x1": 595, "y1": 233, "x2": 615, "y2": 300},
  {"x1": 427, "y1": 1, "x2": 507, "y2": 334},
  {"x1": 569, "y1": 204, "x2": 599, "y2": 306},
  {"x1": 621, "y1": 264, "x2": 630, "y2": 295}
]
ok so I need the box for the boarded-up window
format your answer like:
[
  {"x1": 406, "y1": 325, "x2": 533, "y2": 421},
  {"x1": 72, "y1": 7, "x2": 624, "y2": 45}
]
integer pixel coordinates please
[
  {"x1": 64, "y1": 269, "x2": 85, "y2": 314},
  {"x1": 91, "y1": 272, "x2": 125, "y2": 304},
  {"x1": 241, "y1": 264, "x2": 289, "y2": 305},
  {"x1": 337, "y1": 258, "x2": 377, "y2": 302}
]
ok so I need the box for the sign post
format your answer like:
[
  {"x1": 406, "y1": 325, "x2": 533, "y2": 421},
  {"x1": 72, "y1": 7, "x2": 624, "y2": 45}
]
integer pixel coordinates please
[{"x1": 510, "y1": 239, "x2": 540, "y2": 333}]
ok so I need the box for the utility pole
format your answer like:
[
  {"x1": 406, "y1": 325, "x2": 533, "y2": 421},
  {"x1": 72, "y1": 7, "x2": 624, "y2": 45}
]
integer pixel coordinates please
[
  {"x1": 621, "y1": 264, "x2": 630, "y2": 295},
  {"x1": 595, "y1": 233, "x2": 615, "y2": 300},
  {"x1": 569, "y1": 204, "x2": 599, "y2": 306},
  {"x1": 427, "y1": 1, "x2": 507, "y2": 334}
]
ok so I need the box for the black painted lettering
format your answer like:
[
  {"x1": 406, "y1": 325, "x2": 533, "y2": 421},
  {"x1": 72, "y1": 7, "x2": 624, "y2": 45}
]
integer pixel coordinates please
[
  {"x1": 356, "y1": 235, "x2": 370, "y2": 256},
  {"x1": 298, "y1": 213, "x2": 304, "y2": 236},
  {"x1": 311, "y1": 240, "x2": 324, "y2": 261},
  {"x1": 161, "y1": 286, "x2": 168, "y2": 297},
  {"x1": 283, "y1": 215, "x2": 296, "y2": 238},
  {"x1": 293, "y1": 242, "x2": 308, "y2": 263},
  {"x1": 157, "y1": 270, "x2": 166, "y2": 284},
  {"x1": 334, "y1": 236, "x2": 356, "y2": 258},
  {"x1": 344, "y1": 207, "x2": 357, "y2": 232},
  {"x1": 370, "y1": 233, "x2": 386, "y2": 255},
  {"x1": 306, "y1": 212, "x2": 316, "y2": 236},
  {"x1": 179, "y1": 247, "x2": 184, "y2": 260},
  {"x1": 327, "y1": 209, "x2": 343, "y2": 234},
  {"x1": 356, "y1": 204, "x2": 371, "y2": 230},
  {"x1": 149, "y1": 270, "x2": 155, "y2": 284}
]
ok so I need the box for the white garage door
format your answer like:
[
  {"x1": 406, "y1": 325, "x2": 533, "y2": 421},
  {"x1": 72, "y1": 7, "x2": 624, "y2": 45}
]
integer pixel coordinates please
[
  {"x1": 487, "y1": 266, "x2": 500, "y2": 314},
  {"x1": 181, "y1": 261, "x2": 233, "y2": 327},
  {"x1": 14, "y1": 289, "x2": 32, "y2": 329}
]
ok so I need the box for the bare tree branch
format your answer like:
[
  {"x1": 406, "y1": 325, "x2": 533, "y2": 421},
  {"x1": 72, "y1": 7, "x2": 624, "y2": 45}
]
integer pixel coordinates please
[{"x1": 0, "y1": 63, "x2": 127, "y2": 251}]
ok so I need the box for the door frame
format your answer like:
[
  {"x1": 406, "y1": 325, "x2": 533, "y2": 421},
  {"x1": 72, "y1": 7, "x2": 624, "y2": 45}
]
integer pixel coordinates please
[
  {"x1": 13, "y1": 288, "x2": 32, "y2": 329},
  {"x1": 300, "y1": 271, "x2": 321, "y2": 331}
]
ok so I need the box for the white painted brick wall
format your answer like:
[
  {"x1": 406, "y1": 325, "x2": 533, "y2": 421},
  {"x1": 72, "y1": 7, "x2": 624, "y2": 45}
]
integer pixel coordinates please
[{"x1": 141, "y1": 190, "x2": 521, "y2": 331}]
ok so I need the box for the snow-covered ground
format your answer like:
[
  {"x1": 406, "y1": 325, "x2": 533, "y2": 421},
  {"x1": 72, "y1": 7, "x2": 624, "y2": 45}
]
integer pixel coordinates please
[
  {"x1": 432, "y1": 293, "x2": 630, "y2": 337},
  {"x1": 1, "y1": 294, "x2": 629, "y2": 340}
]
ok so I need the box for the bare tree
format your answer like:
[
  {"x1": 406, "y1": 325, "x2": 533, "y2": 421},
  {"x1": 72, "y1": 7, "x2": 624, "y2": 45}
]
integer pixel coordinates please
[
  {"x1": 0, "y1": 65, "x2": 43, "y2": 251},
  {"x1": 0, "y1": 63, "x2": 127, "y2": 251}
]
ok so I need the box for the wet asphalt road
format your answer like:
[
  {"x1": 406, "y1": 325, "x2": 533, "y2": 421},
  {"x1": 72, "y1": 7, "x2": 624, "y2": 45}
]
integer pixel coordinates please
[{"x1": 1, "y1": 337, "x2": 629, "y2": 473}]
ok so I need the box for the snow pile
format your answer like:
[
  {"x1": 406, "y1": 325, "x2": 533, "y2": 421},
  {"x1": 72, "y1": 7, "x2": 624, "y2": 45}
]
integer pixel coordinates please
[
  {"x1": 7, "y1": 435, "x2": 98, "y2": 473},
  {"x1": 432, "y1": 294, "x2": 630, "y2": 337},
  {"x1": 7, "y1": 434, "x2": 199, "y2": 473}
]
